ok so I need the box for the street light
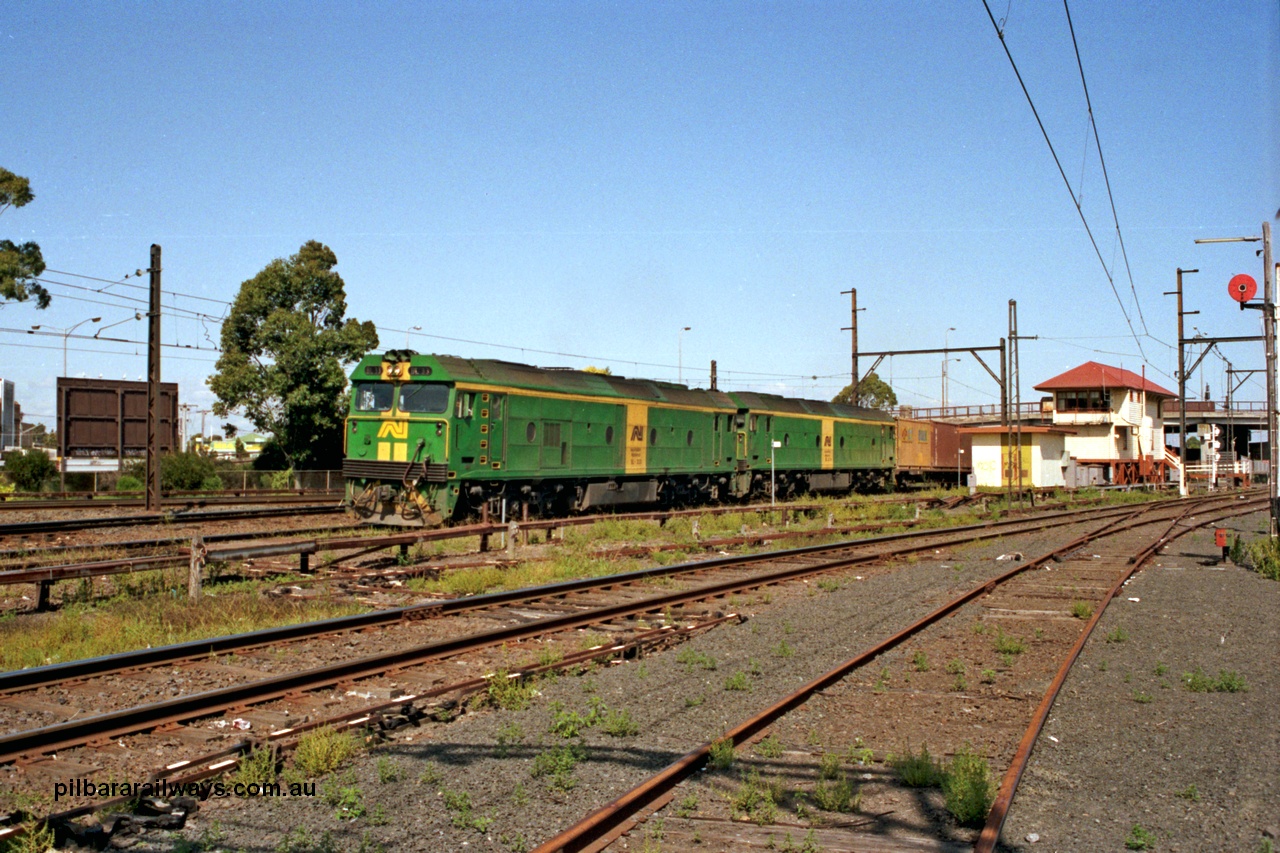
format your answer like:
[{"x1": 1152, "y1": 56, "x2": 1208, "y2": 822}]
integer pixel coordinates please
[
  {"x1": 678, "y1": 326, "x2": 691, "y2": 385},
  {"x1": 942, "y1": 327, "x2": 956, "y2": 410},
  {"x1": 406, "y1": 325, "x2": 422, "y2": 348},
  {"x1": 94, "y1": 312, "x2": 143, "y2": 339},
  {"x1": 31, "y1": 317, "x2": 101, "y2": 376}
]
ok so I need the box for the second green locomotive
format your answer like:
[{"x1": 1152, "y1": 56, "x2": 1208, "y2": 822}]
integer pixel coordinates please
[{"x1": 343, "y1": 351, "x2": 895, "y2": 527}]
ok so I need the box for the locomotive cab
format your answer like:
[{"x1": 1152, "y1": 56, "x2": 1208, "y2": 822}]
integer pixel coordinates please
[{"x1": 344, "y1": 351, "x2": 454, "y2": 525}]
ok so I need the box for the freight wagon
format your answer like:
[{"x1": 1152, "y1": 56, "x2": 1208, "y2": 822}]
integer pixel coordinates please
[
  {"x1": 343, "y1": 351, "x2": 895, "y2": 527},
  {"x1": 894, "y1": 417, "x2": 972, "y2": 486}
]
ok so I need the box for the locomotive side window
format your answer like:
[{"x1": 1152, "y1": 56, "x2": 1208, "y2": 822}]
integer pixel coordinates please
[
  {"x1": 398, "y1": 383, "x2": 449, "y2": 413},
  {"x1": 354, "y1": 382, "x2": 394, "y2": 412},
  {"x1": 649, "y1": 428, "x2": 657, "y2": 446},
  {"x1": 526, "y1": 422, "x2": 537, "y2": 443},
  {"x1": 605, "y1": 426, "x2": 614, "y2": 444},
  {"x1": 686, "y1": 430, "x2": 694, "y2": 446}
]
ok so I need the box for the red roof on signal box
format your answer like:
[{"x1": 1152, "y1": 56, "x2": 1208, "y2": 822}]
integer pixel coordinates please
[{"x1": 1033, "y1": 361, "x2": 1174, "y2": 398}]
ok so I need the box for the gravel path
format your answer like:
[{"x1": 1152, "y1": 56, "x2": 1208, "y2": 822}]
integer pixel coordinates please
[{"x1": 996, "y1": 510, "x2": 1279, "y2": 853}]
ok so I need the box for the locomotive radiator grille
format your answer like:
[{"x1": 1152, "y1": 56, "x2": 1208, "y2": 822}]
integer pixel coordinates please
[{"x1": 343, "y1": 459, "x2": 449, "y2": 483}]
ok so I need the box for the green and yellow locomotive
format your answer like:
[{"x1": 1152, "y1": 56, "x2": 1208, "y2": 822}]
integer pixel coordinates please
[{"x1": 343, "y1": 351, "x2": 895, "y2": 527}]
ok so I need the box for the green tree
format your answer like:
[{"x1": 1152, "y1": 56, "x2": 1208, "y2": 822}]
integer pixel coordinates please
[
  {"x1": 0, "y1": 167, "x2": 50, "y2": 308},
  {"x1": 209, "y1": 241, "x2": 378, "y2": 469},
  {"x1": 832, "y1": 372, "x2": 898, "y2": 411},
  {"x1": 2, "y1": 449, "x2": 56, "y2": 492}
]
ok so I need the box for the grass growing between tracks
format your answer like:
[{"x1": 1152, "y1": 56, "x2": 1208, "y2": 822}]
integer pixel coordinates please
[{"x1": 0, "y1": 576, "x2": 369, "y2": 669}]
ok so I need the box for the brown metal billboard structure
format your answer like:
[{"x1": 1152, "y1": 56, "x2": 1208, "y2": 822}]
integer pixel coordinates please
[{"x1": 57, "y1": 378, "x2": 178, "y2": 459}]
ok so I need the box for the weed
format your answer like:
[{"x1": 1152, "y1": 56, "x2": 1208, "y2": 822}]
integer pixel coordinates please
[
  {"x1": 531, "y1": 744, "x2": 585, "y2": 791},
  {"x1": 981, "y1": 669, "x2": 996, "y2": 683},
  {"x1": 488, "y1": 670, "x2": 537, "y2": 711},
  {"x1": 496, "y1": 722, "x2": 525, "y2": 756},
  {"x1": 292, "y1": 727, "x2": 361, "y2": 777},
  {"x1": 685, "y1": 695, "x2": 705, "y2": 708},
  {"x1": 441, "y1": 786, "x2": 493, "y2": 832},
  {"x1": 970, "y1": 621, "x2": 987, "y2": 635},
  {"x1": 1000, "y1": 652, "x2": 1015, "y2": 667},
  {"x1": 892, "y1": 744, "x2": 943, "y2": 788},
  {"x1": 234, "y1": 746, "x2": 278, "y2": 788},
  {"x1": 1183, "y1": 668, "x2": 1248, "y2": 693},
  {"x1": 1155, "y1": 662, "x2": 1168, "y2": 676},
  {"x1": 1033, "y1": 627, "x2": 1044, "y2": 639},
  {"x1": 816, "y1": 578, "x2": 839, "y2": 592},
  {"x1": 637, "y1": 662, "x2": 649, "y2": 679},
  {"x1": 676, "y1": 647, "x2": 718, "y2": 671},
  {"x1": 783, "y1": 621, "x2": 795, "y2": 634},
  {"x1": 945, "y1": 659, "x2": 966, "y2": 676},
  {"x1": 993, "y1": 628, "x2": 1026, "y2": 655},
  {"x1": 578, "y1": 631, "x2": 610, "y2": 650},
  {"x1": 942, "y1": 746, "x2": 994, "y2": 826},
  {"x1": 375, "y1": 757, "x2": 402, "y2": 784},
  {"x1": 773, "y1": 640, "x2": 795, "y2": 658},
  {"x1": 846, "y1": 742, "x2": 875, "y2": 766},
  {"x1": 756, "y1": 734, "x2": 784, "y2": 759},
  {"x1": 1124, "y1": 671, "x2": 1132, "y2": 683},
  {"x1": 730, "y1": 770, "x2": 781, "y2": 825},
  {"x1": 1, "y1": 823, "x2": 56, "y2": 853},
  {"x1": 952, "y1": 674, "x2": 968, "y2": 692},
  {"x1": 912, "y1": 650, "x2": 930, "y2": 672},
  {"x1": 1105, "y1": 626, "x2": 1129, "y2": 644},
  {"x1": 1133, "y1": 691, "x2": 1153, "y2": 704},
  {"x1": 806, "y1": 729, "x2": 823, "y2": 747},
  {"x1": 536, "y1": 647, "x2": 564, "y2": 667},
  {"x1": 724, "y1": 671, "x2": 751, "y2": 691},
  {"x1": 418, "y1": 762, "x2": 444, "y2": 787},
  {"x1": 873, "y1": 667, "x2": 890, "y2": 692},
  {"x1": 500, "y1": 832, "x2": 530, "y2": 853},
  {"x1": 322, "y1": 773, "x2": 365, "y2": 820},
  {"x1": 1098, "y1": 660, "x2": 1108, "y2": 672},
  {"x1": 275, "y1": 827, "x2": 339, "y2": 853},
  {"x1": 818, "y1": 752, "x2": 842, "y2": 780},
  {"x1": 601, "y1": 708, "x2": 640, "y2": 737},
  {"x1": 1125, "y1": 824, "x2": 1157, "y2": 850},
  {"x1": 675, "y1": 794, "x2": 699, "y2": 818},
  {"x1": 708, "y1": 737, "x2": 736, "y2": 770},
  {"x1": 1176, "y1": 783, "x2": 1200, "y2": 802},
  {"x1": 1070, "y1": 601, "x2": 1093, "y2": 619},
  {"x1": 812, "y1": 776, "x2": 860, "y2": 813},
  {"x1": 548, "y1": 702, "x2": 589, "y2": 739}
]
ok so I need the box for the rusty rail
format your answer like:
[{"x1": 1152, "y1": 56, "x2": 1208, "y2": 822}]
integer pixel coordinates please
[{"x1": 531, "y1": 495, "x2": 1265, "y2": 853}]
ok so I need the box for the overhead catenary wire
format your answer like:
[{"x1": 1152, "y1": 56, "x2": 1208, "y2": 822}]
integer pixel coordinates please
[
  {"x1": 1062, "y1": 0, "x2": 1146, "y2": 334},
  {"x1": 980, "y1": 0, "x2": 1149, "y2": 366}
]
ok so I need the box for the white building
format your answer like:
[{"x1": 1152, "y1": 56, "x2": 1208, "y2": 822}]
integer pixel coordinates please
[{"x1": 961, "y1": 361, "x2": 1176, "y2": 488}]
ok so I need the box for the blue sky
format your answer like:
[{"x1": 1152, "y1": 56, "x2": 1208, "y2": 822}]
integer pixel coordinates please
[{"x1": 3, "y1": 1, "x2": 1277, "y2": 438}]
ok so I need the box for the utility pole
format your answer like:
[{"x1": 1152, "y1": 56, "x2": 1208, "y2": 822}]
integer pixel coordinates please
[
  {"x1": 1008, "y1": 301, "x2": 1022, "y2": 500},
  {"x1": 709, "y1": 360, "x2": 718, "y2": 392},
  {"x1": 1194, "y1": 221, "x2": 1276, "y2": 535},
  {"x1": 840, "y1": 288, "x2": 864, "y2": 400},
  {"x1": 1166, "y1": 269, "x2": 1198, "y2": 497},
  {"x1": 146, "y1": 244, "x2": 161, "y2": 512},
  {"x1": 1265, "y1": 221, "x2": 1276, "y2": 535}
]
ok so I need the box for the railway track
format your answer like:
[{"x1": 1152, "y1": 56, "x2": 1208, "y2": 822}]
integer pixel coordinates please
[
  {"x1": 531, "y1": 494, "x2": 1262, "y2": 852},
  {"x1": 0, "y1": 492, "x2": 1247, "y2": 848}
]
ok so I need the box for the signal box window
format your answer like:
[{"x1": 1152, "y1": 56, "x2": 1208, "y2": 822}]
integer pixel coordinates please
[
  {"x1": 354, "y1": 382, "x2": 393, "y2": 412},
  {"x1": 1057, "y1": 390, "x2": 1111, "y2": 412},
  {"x1": 398, "y1": 384, "x2": 449, "y2": 413}
]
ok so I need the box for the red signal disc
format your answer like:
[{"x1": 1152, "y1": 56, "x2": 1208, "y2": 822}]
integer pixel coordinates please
[{"x1": 1229, "y1": 274, "x2": 1257, "y2": 303}]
